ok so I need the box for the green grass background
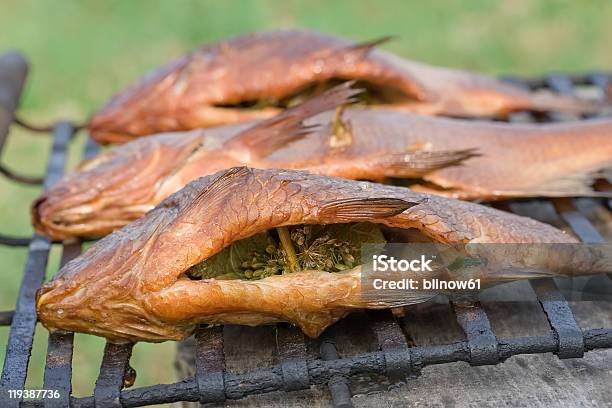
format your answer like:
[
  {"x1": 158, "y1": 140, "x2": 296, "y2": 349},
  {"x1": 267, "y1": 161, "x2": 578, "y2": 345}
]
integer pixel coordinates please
[{"x1": 1, "y1": 0, "x2": 611, "y2": 400}]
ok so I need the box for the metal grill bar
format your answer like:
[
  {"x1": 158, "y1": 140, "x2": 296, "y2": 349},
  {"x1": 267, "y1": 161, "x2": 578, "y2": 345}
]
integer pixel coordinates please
[
  {"x1": 546, "y1": 74, "x2": 576, "y2": 96},
  {"x1": 0, "y1": 163, "x2": 43, "y2": 185},
  {"x1": 15, "y1": 328, "x2": 609, "y2": 407},
  {"x1": 276, "y1": 325, "x2": 310, "y2": 392},
  {"x1": 553, "y1": 198, "x2": 606, "y2": 244},
  {"x1": 453, "y1": 302, "x2": 500, "y2": 365},
  {"x1": 194, "y1": 326, "x2": 225, "y2": 403},
  {"x1": 320, "y1": 330, "x2": 353, "y2": 408},
  {"x1": 530, "y1": 279, "x2": 585, "y2": 358},
  {"x1": 369, "y1": 310, "x2": 412, "y2": 381},
  {"x1": 0, "y1": 122, "x2": 74, "y2": 406},
  {"x1": 40, "y1": 138, "x2": 96, "y2": 406},
  {"x1": 0, "y1": 51, "x2": 28, "y2": 154},
  {"x1": 82, "y1": 136, "x2": 100, "y2": 161},
  {"x1": 2, "y1": 66, "x2": 611, "y2": 407},
  {"x1": 552, "y1": 198, "x2": 612, "y2": 282},
  {"x1": 93, "y1": 343, "x2": 134, "y2": 407},
  {"x1": 0, "y1": 311, "x2": 14, "y2": 326},
  {"x1": 0, "y1": 237, "x2": 50, "y2": 406},
  {"x1": 588, "y1": 73, "x2": 611, "y2": 94},
  {"x1": 43, "y1": 332, "x2": 74, "y2": 408},
  {"x1": 42, "y1": 241, "x2": 81, "y2": 408},
  {"x1": 0, "y1": 235, "x2": 31, "y2": 247},
  {"x1": 0, "y1": 51, "x2": 33, "y2": 247}
]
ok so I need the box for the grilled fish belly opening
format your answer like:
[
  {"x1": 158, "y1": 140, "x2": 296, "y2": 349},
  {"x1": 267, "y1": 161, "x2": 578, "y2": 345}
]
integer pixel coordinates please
[
  {"x1": 185, "y1": 222, "x2": 387, "y2": 281},
  {"x1": 211, "y1": 79, "x2": 411, "y2": 110}
]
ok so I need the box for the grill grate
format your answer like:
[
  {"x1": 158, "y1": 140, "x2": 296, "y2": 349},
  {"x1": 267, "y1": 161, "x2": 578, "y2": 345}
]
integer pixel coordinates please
[{"x1": 0, "y1": 51, "x2": 611, "y2": 407}]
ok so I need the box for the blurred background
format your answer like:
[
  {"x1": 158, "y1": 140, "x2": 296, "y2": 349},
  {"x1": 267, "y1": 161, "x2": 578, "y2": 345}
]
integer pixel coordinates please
[{"x1": 1, "y1": 0, "x2": 611, "y2": 400}]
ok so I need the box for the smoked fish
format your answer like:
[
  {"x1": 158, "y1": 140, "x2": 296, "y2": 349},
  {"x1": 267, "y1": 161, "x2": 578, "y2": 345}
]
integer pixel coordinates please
[
  {"x1": 37, "y1": 167, "x2": 599, "y2": 343},
  {"x1": 88, "y1": 30, "x2": 602, "y2": 143},
  {"x1": 34, "y1": 85, "x2": 612, "y2": 240}
]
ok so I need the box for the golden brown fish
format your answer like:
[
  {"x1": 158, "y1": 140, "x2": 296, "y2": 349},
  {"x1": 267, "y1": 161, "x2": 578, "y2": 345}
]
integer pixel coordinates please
[
  {"x1": 34, "y1": 84, "x2": 612, "y2": 240},
  {"x1": 37, "y1": 167, "x2": 597, "y2": 343},
  {"x1": 88, "y1": 30, "x2": 602, "y2": 144}
]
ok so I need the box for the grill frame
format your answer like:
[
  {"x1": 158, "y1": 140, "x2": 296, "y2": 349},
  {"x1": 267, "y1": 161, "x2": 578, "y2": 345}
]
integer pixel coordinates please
[{"x1": 0, "y1": 51, "x2": 611, "y2": 407}]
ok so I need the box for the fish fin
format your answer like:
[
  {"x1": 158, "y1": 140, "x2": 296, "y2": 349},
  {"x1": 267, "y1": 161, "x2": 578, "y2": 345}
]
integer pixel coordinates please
[
  {"x1": 378, "y1": 148, "x2": 480, "y2": 178},
  {"x1": 360, "y1": 292, "x2": 438, "y2": 309},
  {"x1": 346, "y1": 36, "x2": 394, "y2": 58},
  {"x1": 175, "y1": 166, "x2": 253, "y2": 212},
  {"x1": 487, "y1": 267, "x2": 560, "y2": 282},
  {"x1": 225, "y1": 82, "x2": 362, "y2": 160},
  {"x1": 319, "y1": 197, "x2": 418, "y2": 221}
]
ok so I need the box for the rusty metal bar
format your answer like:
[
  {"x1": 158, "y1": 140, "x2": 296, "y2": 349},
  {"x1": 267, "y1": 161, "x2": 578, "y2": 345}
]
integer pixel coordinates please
[
  {"x1": 0, "y1": 310, "x2": 14, "y2": 326},
  {"x1": 319, "y1": 329, "x2": 353, "y2": 408},
  {"x1": 43, "y1": 332, "x2": 74, "y2": 408},
  {"x1": 453, "y1": 302, "x2": 500, "y2": 365},
  {"x1": 530, "y1": 278, "x2": 585, "y2": 359},
  {"x1": 0, "y1": 122, "x2": 73, "y2": 407},
  {"x1": 42, "y1": 240, "x2": 82, "y2": 408},
  {"x1": 0, "y1": 163, "x2": 43, "y2": 184},
  {"x1": 551, "y1": 198, "x2": 611, "y2": 282},
  {"x1": 587, "y1": 72, "x2": 611, "y2": 94},
  {"x1": 194, "y1": 326, "x2": 226, "y2": 404},
  {"x1": 0, "y1": 51, "x2": 34, "y2": 247},
  {"x1": 552, "y1": 198, "x2": 606, "y2": 244},
  {"x1": 368, "y1": 310, "x2": 412, "y2": 382},
  {"x1": 0, "y1": 51, "x2": 28, "y2": 155},
  {"x1": 0, "y1": 234, "x2": 31, "y2": 247},
  {"x1": 82, "y1": 136, "x2": 100, "y2": 160},
  {"x1": 93, "y1": 343, "x2": 134, "y2": 407},
  {"x1": 276, "y1": 324, "x2": 310, "y2": 392},
  {"x1": 15, "y1": 328, "x2": 610, "y2": 407}
]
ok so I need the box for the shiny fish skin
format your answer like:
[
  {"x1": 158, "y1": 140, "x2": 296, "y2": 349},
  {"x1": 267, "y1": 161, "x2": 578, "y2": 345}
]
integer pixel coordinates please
[
  {"x1": 36, "y1": 167, "x2": 580, "y2": 343},
  {"x1": 88, "y1": 30, "x2": 601, "y2": 143},
  {"x1": 34, "y1": 108, "x2": 612, "y2": 240}
]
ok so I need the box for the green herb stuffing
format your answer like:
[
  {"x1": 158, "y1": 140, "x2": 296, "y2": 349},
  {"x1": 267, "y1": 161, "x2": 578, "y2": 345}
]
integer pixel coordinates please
[{"x1": 186, "y1": 223, "x2": 386, "y2": 281}]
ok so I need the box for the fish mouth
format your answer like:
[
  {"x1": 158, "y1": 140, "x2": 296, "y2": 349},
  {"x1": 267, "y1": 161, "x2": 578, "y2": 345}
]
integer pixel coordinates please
[
  {"x1": 36, "y1": 278, "x2": 84, "y2": 334},
  {"x1": 36, "y1": 278, "x2": 183, "y2": 343},
  {"x1": 32, "y1": 194, "x2": 154, "y2": 240}
]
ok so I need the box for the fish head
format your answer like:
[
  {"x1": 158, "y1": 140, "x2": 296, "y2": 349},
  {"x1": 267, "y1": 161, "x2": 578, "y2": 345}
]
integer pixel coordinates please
[
  {"x1": 32, "y1": 132, "x2": 205, "y2": 240},
  {"x1": 88, "y1": 55, "x2": 194, "y2": 144},
  {"x1": 87, "y1": 51, "x2": 279, "y2": 144},
  {"x1": 36, "y1": 206, "x2": 191, "y2": 342}
]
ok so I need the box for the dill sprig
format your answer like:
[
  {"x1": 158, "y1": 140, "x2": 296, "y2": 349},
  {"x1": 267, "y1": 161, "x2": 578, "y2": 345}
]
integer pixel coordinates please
[{"x1": 187, "y1": 223, "x2": 383, "y2": 281}]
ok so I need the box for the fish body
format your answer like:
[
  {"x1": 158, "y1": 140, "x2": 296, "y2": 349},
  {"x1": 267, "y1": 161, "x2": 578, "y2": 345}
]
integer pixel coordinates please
[
  {"x1": 88, "y1": 30, "x2": 601, "y2": 143},
  {"x1": 35, "y1": 106, "x2": 612, "y2": 240},
  {"x1": 37, "y1": 167, "x2": 586, "y2": 343}
]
